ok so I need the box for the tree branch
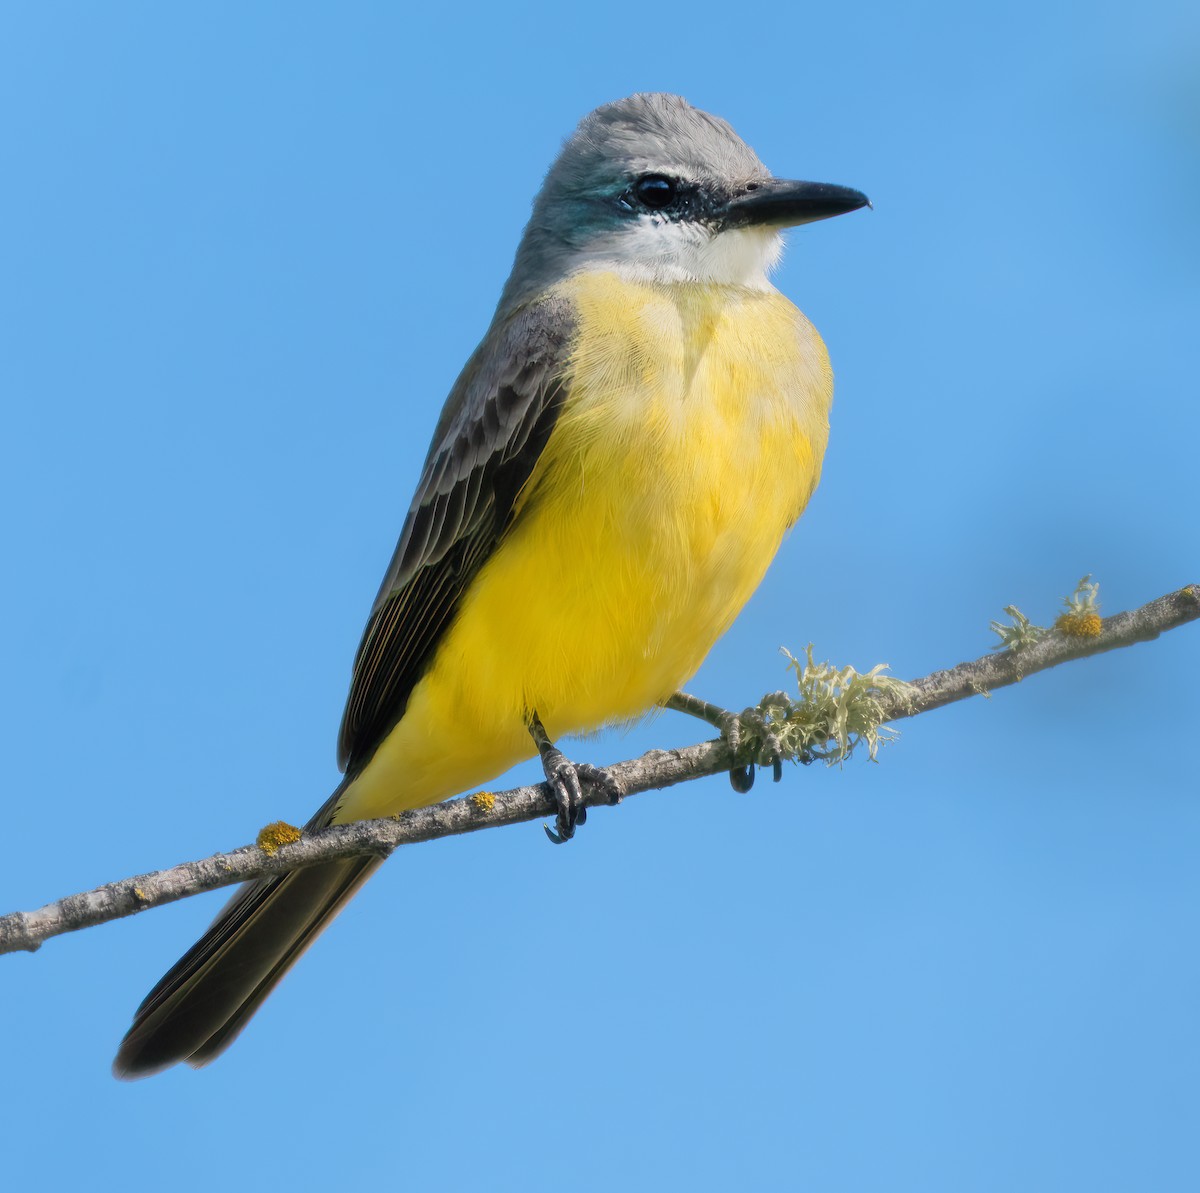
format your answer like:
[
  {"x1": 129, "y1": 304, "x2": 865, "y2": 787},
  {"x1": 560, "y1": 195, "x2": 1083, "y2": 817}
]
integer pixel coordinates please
[{"x1": 3, "y1": 583, "x2": 1196, "y2": 957}]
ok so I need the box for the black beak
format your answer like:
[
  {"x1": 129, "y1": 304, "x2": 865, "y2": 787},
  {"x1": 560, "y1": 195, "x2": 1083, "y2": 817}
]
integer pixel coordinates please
[{"x1": 722, "y1": 179, "x2": 870, "y2": 230}]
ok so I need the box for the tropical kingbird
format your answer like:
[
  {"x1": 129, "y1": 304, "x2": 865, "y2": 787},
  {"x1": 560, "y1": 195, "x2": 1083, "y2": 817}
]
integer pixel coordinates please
[{"x1": 114, "y1": 93, "x2": 868, "y2": 1077}]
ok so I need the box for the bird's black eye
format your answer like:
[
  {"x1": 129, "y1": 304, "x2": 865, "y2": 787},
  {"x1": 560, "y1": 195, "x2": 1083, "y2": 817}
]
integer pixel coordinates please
[{"x1": 633, "y1": 174, "x2": 676, "y2": 210}]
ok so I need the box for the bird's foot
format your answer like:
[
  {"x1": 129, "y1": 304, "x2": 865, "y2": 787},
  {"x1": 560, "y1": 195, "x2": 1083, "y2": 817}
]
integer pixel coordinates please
[
  {"x1": 665, "y1": 690, "x2": 788, "y2": 792},
  {"x1": 528, "y1": 712, "x2": 622, "y2": 844}
]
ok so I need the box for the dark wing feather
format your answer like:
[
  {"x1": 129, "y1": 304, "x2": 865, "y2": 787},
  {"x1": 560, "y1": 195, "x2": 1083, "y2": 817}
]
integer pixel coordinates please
[{"x1": 336, "y1": 294, "x2": 575, "y2": 774}]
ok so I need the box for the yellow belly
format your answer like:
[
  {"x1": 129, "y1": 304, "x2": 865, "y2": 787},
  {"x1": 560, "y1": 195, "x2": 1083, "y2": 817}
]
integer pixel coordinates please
[{"x1": 339, "y1": 271, "x2": 832, "y2": 821}]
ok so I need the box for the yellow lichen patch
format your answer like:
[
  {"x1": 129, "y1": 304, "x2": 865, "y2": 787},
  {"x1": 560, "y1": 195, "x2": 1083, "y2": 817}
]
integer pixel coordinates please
[
  {"x1": 1057, "y1": 575, "x2": 1101, "y2": 629},
  {"x1": 256, "y1": 821, "x2": 303, "y2": 855},
  {"x1": 1055, "y1": 611, "x2": 1102, "y2": 637},
  {"x1": 471, "y1": 792, "x2": 496, "y2": 813},
  {"x1": 132, "y1": 887, "x2": 148, "y2": 902}
]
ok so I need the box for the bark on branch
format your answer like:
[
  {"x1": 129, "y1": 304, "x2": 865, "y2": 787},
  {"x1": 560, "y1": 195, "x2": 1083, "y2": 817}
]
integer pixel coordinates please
[{"x1": 3, "y1": 583, "x2": 1196, "y2": 957}]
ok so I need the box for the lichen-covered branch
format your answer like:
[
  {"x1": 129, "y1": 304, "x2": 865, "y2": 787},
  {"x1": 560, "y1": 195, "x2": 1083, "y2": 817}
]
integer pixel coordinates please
[
  {"x1": 881, "y1": 583, "x2": 1199, "y2": 720},
  {"x1": 2, "y1": 583, "x2": 1196, "y2": 957}
]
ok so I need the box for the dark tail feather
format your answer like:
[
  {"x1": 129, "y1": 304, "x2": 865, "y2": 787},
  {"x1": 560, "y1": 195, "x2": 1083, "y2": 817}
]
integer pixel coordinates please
[{"x1": 113, "y1": 789, "x2": 380, "y2": 1079}]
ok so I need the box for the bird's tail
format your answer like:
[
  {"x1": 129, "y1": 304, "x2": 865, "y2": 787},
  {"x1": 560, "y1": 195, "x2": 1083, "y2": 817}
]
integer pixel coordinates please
[{"x1": 113, "y1": 786, "x2": 379, "y2": 1079}]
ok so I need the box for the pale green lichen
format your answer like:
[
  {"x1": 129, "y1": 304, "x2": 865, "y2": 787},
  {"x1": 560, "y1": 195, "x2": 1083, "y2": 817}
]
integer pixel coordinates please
[
  {"x1": 990, "y1": 576, "x2": 1104, "y2": 648},
  {"x1": 990, "y1": 604, "x2": 1047, "y2": 651},
  {"x1": 749, "y1": 646, "x2": 914, "y2": 767}
]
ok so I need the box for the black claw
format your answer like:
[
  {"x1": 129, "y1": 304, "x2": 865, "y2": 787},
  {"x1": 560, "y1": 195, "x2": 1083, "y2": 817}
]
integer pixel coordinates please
[
  {"x1": 577, "y1": 762, "x2": 623, "y2": 807},
  {"x1": 671, "y1": 690, "x2": 787, "y2": 796},
  {"x1": 729, "y1": 764, "x2": 755, "y2": 793},
  {"x1": 552, "y1": 767, "x2": 583, "y2": 842},
  {"x1": 528, "y1": 711, "x2": 621, "y2": 845},
  {"x1": 552, "y1": 763, "x2": 589, "y2": 841}
]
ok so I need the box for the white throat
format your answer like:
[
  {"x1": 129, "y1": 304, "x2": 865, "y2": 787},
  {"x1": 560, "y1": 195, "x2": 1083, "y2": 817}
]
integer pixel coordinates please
[{"x1": 576, "y1": 219, "x2": 783, "y2": 289}]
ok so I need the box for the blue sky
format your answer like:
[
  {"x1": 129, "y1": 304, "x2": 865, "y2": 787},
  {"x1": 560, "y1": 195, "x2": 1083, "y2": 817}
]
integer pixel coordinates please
[{"x1": 2, "y1": 2, "x2": 1198, "y2": 1189}]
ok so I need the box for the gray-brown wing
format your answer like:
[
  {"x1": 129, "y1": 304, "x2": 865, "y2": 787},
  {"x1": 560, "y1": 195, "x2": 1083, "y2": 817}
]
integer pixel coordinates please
[{"x1": 336, "y1": 294, "x2": 575, "y2": 774}]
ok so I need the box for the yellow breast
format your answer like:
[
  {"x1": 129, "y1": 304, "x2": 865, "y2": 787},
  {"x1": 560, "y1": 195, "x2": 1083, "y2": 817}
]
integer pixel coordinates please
[{"x1": 340, "y1": 270, "x2": 832, "y2": 819}]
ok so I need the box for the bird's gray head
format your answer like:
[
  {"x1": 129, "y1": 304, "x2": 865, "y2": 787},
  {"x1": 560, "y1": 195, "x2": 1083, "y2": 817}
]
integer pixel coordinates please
[{"x1": 499, "y1": 93, "x2": 868, "y2": 309}]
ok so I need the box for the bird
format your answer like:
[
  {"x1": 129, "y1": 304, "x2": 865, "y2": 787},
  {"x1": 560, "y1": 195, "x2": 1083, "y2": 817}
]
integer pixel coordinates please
[{"x1": 113, "y1": 92, "x2": 869, "y2": 1077}]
